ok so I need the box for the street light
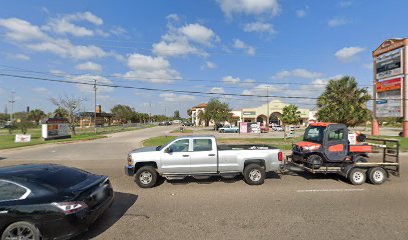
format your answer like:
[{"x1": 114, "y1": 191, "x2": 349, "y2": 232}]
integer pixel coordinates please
[{"x1": 9, "y1": 91, "x2": 15, "y2": 122}]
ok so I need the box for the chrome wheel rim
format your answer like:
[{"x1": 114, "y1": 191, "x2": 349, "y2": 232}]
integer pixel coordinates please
[
  {"x1": 353, "y1": 172, "x2": 364, "y2": 183},
  {"x1": 139, "y1": 171, "x2": 153, "y2": 185},
  {"x1": 4, "y1": 225, "x2": 35, "y2": 240},
  {"x1": 249, "y1": 169, "x2": 261, "y2": 182},
  {"x1": 373, "y1": 170, "x2": 384, "y2": 182}
]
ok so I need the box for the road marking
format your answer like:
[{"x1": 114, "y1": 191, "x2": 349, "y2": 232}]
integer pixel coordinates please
[{"x1": 297, "y1": 189, "x2": 365, "y2": 193}]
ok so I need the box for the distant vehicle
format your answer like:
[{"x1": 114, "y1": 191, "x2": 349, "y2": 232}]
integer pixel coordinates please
[
  {"x1": 0, "y1": 164, "x2": 114, "y2": 240},
  {"x1": 213, "y1": 123, "x2": 224, "y2": 131},
  {"x1": 219, "y1": 125, "x2": 239, "y2": 133},
  {"x1": 159, "y1": 121, "x2": 172, "y2": 126},
  {"x1": 125, "y1": 135, "x2": 283, "y2": 188},
  {"x1": 182, "y1": 121, "x2": 193, "y2": 126},
  {"x1": 172, "y1": 120, "x2": 181, "y2": 124}
]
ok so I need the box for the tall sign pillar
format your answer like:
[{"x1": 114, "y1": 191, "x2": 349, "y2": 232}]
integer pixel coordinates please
[{"x1": 373, "y1": 38, "x2": 407, "y2": 137}]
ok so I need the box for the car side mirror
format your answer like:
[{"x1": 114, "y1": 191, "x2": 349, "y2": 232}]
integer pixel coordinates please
[{"x1": 165, "y1": 148, "x2": 173, "y2": 154}]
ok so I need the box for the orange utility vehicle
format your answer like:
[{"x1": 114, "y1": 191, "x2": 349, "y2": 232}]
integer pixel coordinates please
[{"x1": 286, "y1": 122, "x2": 400, "y2": 185}]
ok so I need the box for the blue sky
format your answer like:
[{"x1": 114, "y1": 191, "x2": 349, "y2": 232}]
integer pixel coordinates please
[{"x1": 0, "y1": 0, "x2": 406, "y2": 117}]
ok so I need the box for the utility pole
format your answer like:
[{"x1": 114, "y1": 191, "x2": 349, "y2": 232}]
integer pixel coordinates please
[
  {"x1": 266, "y1": 86, "x2": 270, "y2": 130},
  {"x1": 149, "y1": 102, "x2": 152, "y2": 124},
  {"x1": 94, "y1": 79, "x2": 97, "y2": 133},
  {"x1": 9, "y1": 91, "x2": 15, "y2": 122}
]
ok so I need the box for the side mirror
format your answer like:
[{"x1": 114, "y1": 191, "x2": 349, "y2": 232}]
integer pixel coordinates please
[{"x1": 165, "y1": 148, "x2": 173, "y2": 154}]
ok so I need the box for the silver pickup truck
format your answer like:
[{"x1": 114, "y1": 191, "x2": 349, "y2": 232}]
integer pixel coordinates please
[{"x1": 125, "y1": 135, "x2": 283, "y2": 188}]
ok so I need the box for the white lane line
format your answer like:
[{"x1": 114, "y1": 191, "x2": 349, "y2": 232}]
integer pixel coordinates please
[{"x1": 297, "y1": 189, "x2": 365, "y2": 193}]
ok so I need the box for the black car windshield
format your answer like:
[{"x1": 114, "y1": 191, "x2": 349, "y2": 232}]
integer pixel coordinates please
[{"x1": 303, "y1": 126, "x2": 325, "y2": 143}]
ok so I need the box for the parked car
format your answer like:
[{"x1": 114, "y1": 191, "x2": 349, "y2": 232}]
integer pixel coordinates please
[
  {"x1": 0, "y1": 164, "x2": 114, "y2": 240},
  {"x1": 182, "y1": 121, "x2": 193, "y2": 126},
  {"x1": 213, "y1": 123, "x2": 224, "y2": 131},
  {"x1": 159, "y1": 121, "x2": 172, "y2": 126},
  {"x1": 218, "y1": 125, "x2": 239, "y2": 133},
  {"x1": 125, "y1": 135, "x2": 283, "y2": 188}
]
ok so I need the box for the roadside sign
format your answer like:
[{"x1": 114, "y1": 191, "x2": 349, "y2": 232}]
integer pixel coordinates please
[{"x1": 15, "y1": 134, "x2": 31, "y2": 143}]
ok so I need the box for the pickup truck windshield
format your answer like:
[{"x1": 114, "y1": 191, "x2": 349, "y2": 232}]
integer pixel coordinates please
[{"x1": 303, "y1": 126, "x2": 325, "y2": 143}]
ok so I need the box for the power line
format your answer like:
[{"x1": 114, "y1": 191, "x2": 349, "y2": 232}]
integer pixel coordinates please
[{"x1": 0, "y1": 72, "x2": 399, "y2": 102}]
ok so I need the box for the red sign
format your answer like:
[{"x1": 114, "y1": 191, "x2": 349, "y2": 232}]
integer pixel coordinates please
[{"x1": 376, "y1": 78, "x2": 401, "y2": 92}]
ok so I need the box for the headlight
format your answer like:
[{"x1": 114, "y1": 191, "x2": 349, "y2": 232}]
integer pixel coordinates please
[{"x1": 127, "y1": 155, "x2": 132, "y2": 165}]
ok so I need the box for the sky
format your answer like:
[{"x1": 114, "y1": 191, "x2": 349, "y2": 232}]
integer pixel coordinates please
[{"x1": 0, "y1": 0, "x2": 406, "y2": 117}]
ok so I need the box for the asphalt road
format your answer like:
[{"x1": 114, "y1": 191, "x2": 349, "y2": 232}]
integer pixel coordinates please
[{"x1": 0, "y1": 126, "x2": 407, "y2": 240}]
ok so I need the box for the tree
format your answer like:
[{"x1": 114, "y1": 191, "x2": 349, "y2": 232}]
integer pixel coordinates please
[
  {"x1": 316, "y1": 76, "x2": 371, "y2": 127},
  {"x1": 173, "y1": 110, "x2": 180, "y2": 119},
  {"x1": 281, "y1": 104, "x2": 301, "y2": 139},
  {"x1": 50, "y1": 95, "x2": 85, "y2": 135},
  {"x1": 205, "y1": 98, "x2": 231, "y2": 128},
  {"x1": 53, "y1": 107, "x2": 68, "y2": 118},
  {"x1": 111, "y1": 105, "x2": 135, "y2": 124},
  {"x1": 187, "y1": 109, "x2": 192, "y2": 117},
  {"x1": 27, "y1": 109, "x2": 46, "y2": 125}
]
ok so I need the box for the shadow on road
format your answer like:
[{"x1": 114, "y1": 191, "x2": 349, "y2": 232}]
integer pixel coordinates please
[
  {"x1": 76, "y1": 192, "x2": 138, "y2": 239},
  {"x1": 166, "y1": 172, "x2": 281, "y2": 186},
  {"x1": 0, "y1": 157, "x2": 6, "y2": 161},
  {"x1": 284, "y1": 165, "x2": 347, "y2": 183}
]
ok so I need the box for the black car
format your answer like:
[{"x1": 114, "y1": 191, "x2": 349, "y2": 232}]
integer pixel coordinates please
[
  {"x1": 182, "y1": 121, "x2": 193, "y2": 126},
  {"x1": 0, "y1": 164, "x2": 114, "y2": 240}
]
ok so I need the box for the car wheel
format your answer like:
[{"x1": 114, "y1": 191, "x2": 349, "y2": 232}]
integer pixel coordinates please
[
  {"x1": 367, "y1": 167, "x2": 387, "y2": 185},
  {"x1": 1, "y1": 221, "x2": 41, "y2": 240},
  {"x1": 348, "y1": 168, "x2": 366, "y2": 185},
  {"x1": 243, "y1": 164, "x2": 265, "y2": 185},
  {"x1": 135, "y1": 166, "x2": 158, "y2": 188}
]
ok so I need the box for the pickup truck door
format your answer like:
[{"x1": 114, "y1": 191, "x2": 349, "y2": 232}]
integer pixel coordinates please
[
  {"x1": 189, "y1": 138, "x2": 218, "y2": 173},
  {"x1": 160, "y1": 139, "x2": 191, "y2": 174}
]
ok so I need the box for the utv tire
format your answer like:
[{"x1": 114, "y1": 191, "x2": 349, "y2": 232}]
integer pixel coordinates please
[
  {"x1": 348, "y1": 168, "x2": 366, "y2": 185},
  {"x1": 306, "y1": 155, "x2": 323, "y2": 169},
  {"x1": 243, "y1": 164, "x2": 265, "y2": 185},
  {"x1": 367, "y1": 167, "x2": 387, "y2": 185},
  {"x1": 1, "y1": 221, "x2": 41, "y2": 240},
  {"x1": 135, "y1": 166, "x2": 158, "y2": 188}
]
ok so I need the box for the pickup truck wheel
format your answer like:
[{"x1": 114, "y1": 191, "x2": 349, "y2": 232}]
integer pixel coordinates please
[
  {"x1": 243, "y1": 164, "x2": 265, "y2": 185},
  {"x1": 367, "y1": 167, "x2": 387, "y2": 185},
  {"x1": 135, "y1": 166, "x2": 157, "y2": 188},
  {"x1": 348, "y1": 168, "x2": 366, "y2": 185}
]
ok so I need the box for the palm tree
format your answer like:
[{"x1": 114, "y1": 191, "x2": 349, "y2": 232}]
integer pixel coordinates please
[
  {"x1": 316, "y1": 76, "x2": 371, "y2": 127},
  {"x1": 281, "y1": 104, "x2": 301, "y2": 139},
  {"x1": 28, "y1": 109, "x2": 46, "y2": 125}
]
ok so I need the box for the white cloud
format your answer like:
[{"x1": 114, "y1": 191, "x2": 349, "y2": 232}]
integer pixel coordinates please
[
  {"x1": 69, "y1": 74, "x2": 113, "y2": 93},
  {"x1": 272, "y1": 69, "x2": 323, "y2": 79},
  {"x1": 210, "y1": 87, "x2": 225, "y2": 94},
  {"x1": 7, "y1": 53, "x2": 30, "y2": 61},
  {"x1": 152, "y1": 18, "x2": 218, "y2": 57},
  {"x1": 240, "y1": 79, "x2": 256, "y2": 87},
  {"x1": 160, "y1": 93, "x2": 195, "y2": 102},
  {"x1": 296, "y1": 10, "x2": 306, "y2": 18},
  {"x1": 166, "y1": 14, "x2": 180, "y2": 22},
  {"x1": 223, "y1": 75, "x2": 240, "y2": 84},
  {"x1": 32, "y1": 87, "x2": 49, "y2": 94},
  {"x1": 75, "y1": 61, "x2": 102, "y2": 72},
  {"x1": 110, "y1": 26, "x2": 127, "y2": 36},
  {"x1": 201, "y1": 61, "x2": 216, "y2": 70},
  {"x1": 217, "y1": 0, "x2": 281, "y2": 18},
  {"x1": 335, "y1": 47, "x2": 365, "y2": 61},
  {"x1": 233, "y1": 39, "x2": 256, "y2": 56},
  {"x1": 243, "y1": 21, "x2": 276, "y2": 34},
  {"x1": 328, "y1": 18, "x2": 348, "y2": 27},
  {"x1": 43, "y1": 12, "x2": 106, "y2": 37},
  {"x1": 0, "y1": 18, "x2": 48, "y2": 41},
  {"x1": 120, "y1": 53, "x2": 181, "y2": 83},
  {"x1": 0, "y1": 17, "x2": 111, "y2": 60}
]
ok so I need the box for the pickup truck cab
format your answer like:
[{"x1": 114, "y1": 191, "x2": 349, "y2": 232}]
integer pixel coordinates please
[{"x1": 125, "y1": 135, "x2": 283, "y2": 188}]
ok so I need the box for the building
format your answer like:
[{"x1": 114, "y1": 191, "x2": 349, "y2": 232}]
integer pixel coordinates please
[
  {"x1": 79, "y1": 105, "x2": 113, "y2": 128},
  {"x1": 190, "y1": 100, "x2": 311, "y2": 127},
  {"x1": 241, "y1": 100, "x2": 310, "y2": 126}
]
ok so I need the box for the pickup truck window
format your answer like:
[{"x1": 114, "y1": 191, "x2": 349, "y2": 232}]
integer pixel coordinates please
[
  {"x1": 168, "y1": 139, "x2": 190, "y2": 152},
  {"x1": 193, "y1": 139, "x2": 213, "y2": 151}
]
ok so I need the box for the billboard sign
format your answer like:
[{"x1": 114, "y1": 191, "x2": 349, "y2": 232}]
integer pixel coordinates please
[
  {"x1": 375, "y1": 48, "x2": 402, "y2": 80},
  {"x1": 239, "y1": 122, "x2": 261, "y2": 133},
  {"x1": 15, "y1": 134, "x2": 31, "y2": 143},
  {"x1": 42, "y1": 118, "x2": 71, "y2": 140},
  {"x1": 376, "y1": 89, "x2": 402, "y2": 117},
  {"x1": 376, "y1": 77, "x2": 401, "y2": 92},
  {"x1": 239, "y1": 122, "x2": 248, "y2": 133}
]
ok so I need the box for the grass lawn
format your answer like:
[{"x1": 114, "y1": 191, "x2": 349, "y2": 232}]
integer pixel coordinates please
[
  {"x1": 143, "y1": 136, "x2": 302, "y2": 150},
  {"x1": 0, "y1": 124, "x2": 155, "y2": 150},
  {"x1": 170, "y1": 129, "x2": 193, "y2": 133}
]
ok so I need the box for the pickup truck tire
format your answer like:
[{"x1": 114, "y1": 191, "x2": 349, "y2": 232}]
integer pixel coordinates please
[
  {"x1": 135, "y1": 166, "x2": 157, "y2": 188},
  {"x1": 243, "y1": 164, "x2": 265, "y2": 185}
]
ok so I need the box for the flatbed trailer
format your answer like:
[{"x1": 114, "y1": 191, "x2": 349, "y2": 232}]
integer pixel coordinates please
[{"x1": 285, "y1": 138, "x2": 400, "y2": 185}]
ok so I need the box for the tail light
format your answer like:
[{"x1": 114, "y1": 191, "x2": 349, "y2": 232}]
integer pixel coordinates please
[
  {"x1": 278, "y1": 151, "x2": 283, "y2": 161},
  {"x1": 52, "y1": 201, "x2": 88, "y2": 215}
]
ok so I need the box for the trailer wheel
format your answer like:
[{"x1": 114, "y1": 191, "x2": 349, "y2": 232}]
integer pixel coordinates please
[
  {"x1": 367, "y1": 167, "x2": 387, "y2": 185},
  {"x1": 243, "y1": 164, "x2": 265, "y2": 185},
  {"x1": 348, "y1": 168, "x2": 366, "y2": 185}
]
